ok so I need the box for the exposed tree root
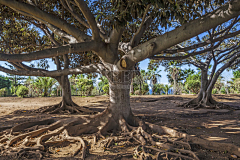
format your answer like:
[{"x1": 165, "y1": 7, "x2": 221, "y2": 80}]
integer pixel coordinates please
[
  {"x1": 178, "y1": 98, "x2": 239, "y2": 110},
  {"x1": 1, "y1": 111, "x2": 240, "y2": 159},
  {"x1": 39, "y1": 101, "x2": 96, "y2": 114}
]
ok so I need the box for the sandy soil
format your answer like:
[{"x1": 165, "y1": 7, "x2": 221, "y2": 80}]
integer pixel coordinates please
[{"x1": 0, "y1": 94, "x2": 240, "y2": 159}]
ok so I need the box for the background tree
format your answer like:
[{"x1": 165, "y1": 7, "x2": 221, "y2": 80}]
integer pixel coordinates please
[
  {"x1": 152, "y1": 83, "x2": 164, "y2": 95},
  {"x1": 212, "y1": 76, "x2": 225, "y2": 94},
  {"x1": 33, "y1": 77, "x2": 57, "y2": 97},
  {"x1": 163, "y1": 18, "x2": 240, "y2": 109},
  {"x1": 132, "y1": 69, "x2": 149, "y2": 95},
  {"x1": 146, "y1": 68, "x2": 161, "y2": 95},
  {"x1": 16, "y1": 85, "x2": 28, "y2": 98},
  {"x1": 185, "y1": 72, "x2": 201, "y2": 94},
  {"x1": 24, "y1": 76, "x2": 35, "y2": 97},
  {"x1": 0, "y1": 75, "x2": 11, "y2": 96},
  {"x1": 167, "y1": 67, "x2": 180, "y2": 95},
  {"x1": 228, "y1": 70, "x2": 240, "y2": 93},
  {"x1": 98, "y1": 76, "x2": 109, "y2": 95},
  {"x1": 0, "y1": 0, "x2": 239, "y2": 159},
  {"x1": 76, "y1": 74, "x2": 94, "y2": 96},
  {"x1": 163, "y1": 84, "x2": 172, "y2": 95}
]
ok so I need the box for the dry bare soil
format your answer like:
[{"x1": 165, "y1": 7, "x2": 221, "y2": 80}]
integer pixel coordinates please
[{"x1": 0, "y1": 94, "x2": 240, "y2": 160}]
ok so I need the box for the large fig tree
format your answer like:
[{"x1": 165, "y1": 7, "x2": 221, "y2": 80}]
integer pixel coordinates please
[{"x1": 0, "y1": 0, "x2": 240, "y2": 159}]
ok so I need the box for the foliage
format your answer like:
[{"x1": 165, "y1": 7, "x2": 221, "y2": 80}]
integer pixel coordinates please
[
  {"x1": 132, "y1": 69, "x2": 150, "y2": 95},
  {"x1": 162, "y1": 84, "x2": 172, "y2": 95},
  {"x1": 185, "y1": 72, "x2": 201, "y2": 94},
  {"x1": 233, "y1": 70, "x2": 240, "y2": 79},
  {"x1": 152, "y1": 83, "x2": 164, "y2": 95},
  {"x1": 102, "y1": 84, "x2": 109, "y2": 95},
  {"x1": 0, "y1": 88, "x2": 10, "y2": 97},
  {"x1": 77, "y1": 75, "x2": 94, "y2": 96},
  {"x1": 98, "y1": 76, "x2": 109, "y2": 94},
  {"x1": 227, "y1": 70, "x2": 240, "y2": 94},
  {"x1": 16, "y1": 85, "x2": 28, "y2": 98},
  {"x1": 146, "y1": 68, "x2": 161, "y2": 94},
  {"x1": 0, "y1": 75, "x2": 11, "y2": 90},
  {"x1": 213, "y1": 76, "x2": 225, "y2": 94},
  {"x1": 33, "y1": 77, "x2": 57, "y2": 97},
  {"x1": 3, "y1": 67, "x2": 25, "y2": 95}
]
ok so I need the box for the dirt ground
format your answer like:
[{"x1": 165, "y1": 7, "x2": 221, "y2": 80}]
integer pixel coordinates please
[{"x1": 0, "y1": 94, "x2": 240, "y2": 160}]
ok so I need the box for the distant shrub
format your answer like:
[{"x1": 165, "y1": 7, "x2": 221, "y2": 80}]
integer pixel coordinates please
[
  {"x1": 212, "y1": 88, "x2": 218, "y2": 94},
  {"x1": 16, "y1": 86, "x2": 29, "y2": 98},
  {"x1": 0, "y1": 88, "x2": 5, "y2": 97},
  {"x1": 220, "y1": 87, "x2": 227, "y2": 94},
  {"x1": 102, "y1": 84, "x2": 109, "y2": 95}
]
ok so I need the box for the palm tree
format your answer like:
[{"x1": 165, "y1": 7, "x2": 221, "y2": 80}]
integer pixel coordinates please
[
  {"x1": 146, "y1": 68, "x2": 161, "y2": 95},
  {"x1": 163, "y1": 84, "x2": 172, "y2": 95},
  {"x1": 98, "y1": 76, "x2": 109, "y2": 95},
  {"x1": 153, "y1": 83, "x2": 164, "y2": 95},
  {"x1": 34, "y1": 77, "x2": 57, "y2": 97}
]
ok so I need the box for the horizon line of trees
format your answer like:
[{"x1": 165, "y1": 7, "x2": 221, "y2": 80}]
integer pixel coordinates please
[{"x1": 1, "y1": 68, "x2": 239, "y2": 98}]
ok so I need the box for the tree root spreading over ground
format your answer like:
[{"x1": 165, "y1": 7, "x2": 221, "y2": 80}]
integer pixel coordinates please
[
  {"x1": 0, "y1": 111, "x2": 240, "y2": 159},
  {"x1": 12, "y1": 101, "x2": 96, "y2": 115},
  {"x1": 40, "y1": 101, "x2": 95, "y2": 114},
  {"x1": 178, "y1": 98, "x2": 240, "y2": 110}
]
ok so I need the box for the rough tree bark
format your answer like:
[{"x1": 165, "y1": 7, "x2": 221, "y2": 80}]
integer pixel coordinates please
[{"x1": 105, "y1": 69, "x2": 133, "y2": 121}]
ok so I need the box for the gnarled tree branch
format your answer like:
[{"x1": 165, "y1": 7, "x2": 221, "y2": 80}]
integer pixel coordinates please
[
  {"x1": 0, "y1": 0, "x2": 90, "y2": 42},
  {"x1": 0, "y1": 41, "x2": 99, "y2": 62},
  {"x1": 161, "y1": 30, "x2": 240, "y2": 54},
  {"x1": 117, "y1": 1, "x2": 240, "y2": 69},
  {"x1": 0, "y1": 64, "x2": 101, "y2": 77},
  {"x1": 130, "y1": 4, "x2": 153, "y2": 48},
  {"x1": 74, "y1": 0, "x2": 101, "y2": 41}
]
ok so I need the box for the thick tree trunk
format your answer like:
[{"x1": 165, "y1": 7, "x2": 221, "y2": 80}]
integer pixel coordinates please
[
  {"x1": 184, "y1": 70, "x2": 217, "y2": 108},
  {"x1": 102, "y1": 69, "x2": 135, "y2": 124},
  {"x1": 58, "y1": 75, "x2": 73, "y2": 105},
  {"x1": 108, "y1": 83, "x2": 132, "y2": 120},
  {"x1": 179, "y1": 70, "x2": 231, "y2": 109},
  {"x1": 192, "y1": 88, "x2": 217, "y2": 108},
  {"x1": 41, "y1": 75, "x2": 94, "y2": 114}
]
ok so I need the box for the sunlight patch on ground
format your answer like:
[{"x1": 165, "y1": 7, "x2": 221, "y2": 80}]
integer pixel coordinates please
[
  {"x1": 225, "y1": 131, "x2": 240, "y2": 134},
  {"x1": 206, "y1": 120, "x2": 240, "y2": 129},
  {"x1": 221, "y1": 127, "x2": 240, "y2": 130},
  {"x1": 206, "y1": 136, "x2": 228, "y2": 141}
]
